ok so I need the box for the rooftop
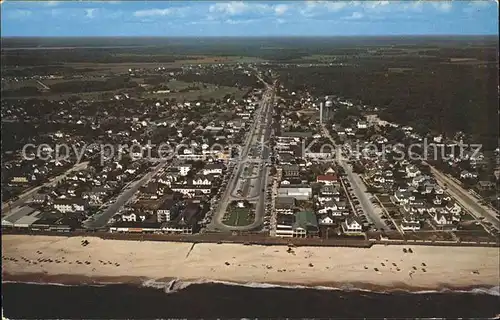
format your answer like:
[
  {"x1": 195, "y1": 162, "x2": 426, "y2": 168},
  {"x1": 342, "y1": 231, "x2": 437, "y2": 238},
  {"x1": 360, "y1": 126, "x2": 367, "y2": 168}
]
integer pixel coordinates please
[{"x1": 294, "y1": 211, "x2": 318, "y2": 231}]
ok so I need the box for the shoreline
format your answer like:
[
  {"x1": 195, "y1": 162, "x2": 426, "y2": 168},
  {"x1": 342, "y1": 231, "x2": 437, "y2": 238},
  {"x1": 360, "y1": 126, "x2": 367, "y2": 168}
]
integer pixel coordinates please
[
  {"x1": 3, "y1": 230, "x2": 498, "y2": 249},
  {"x1": 3, "y1": 273, "x2": 499, "y2": 296},
  {"x1": 3, "y1": 235, "x2": 499, "y2": 294}
]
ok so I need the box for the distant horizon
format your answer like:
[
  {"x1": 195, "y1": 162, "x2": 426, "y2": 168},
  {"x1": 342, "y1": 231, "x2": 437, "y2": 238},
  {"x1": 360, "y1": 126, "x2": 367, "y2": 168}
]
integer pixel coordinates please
[
  {"x1": 1, "y1": 1, "x2": 498, "y2": 37},
  {"x1": 2, "y1": 34, "x2": 499, "y2": 39}
]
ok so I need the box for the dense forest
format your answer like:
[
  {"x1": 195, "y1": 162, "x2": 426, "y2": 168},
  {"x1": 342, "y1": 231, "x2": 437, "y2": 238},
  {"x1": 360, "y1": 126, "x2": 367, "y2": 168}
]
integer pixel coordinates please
[
  {"x1": 3, "y1": 36, "x2": 497, "y2": 65},
  {"x1": 275, "y1": 49, "x2": 498, "y2": 150},
  {"x1": 2, "y1": 37, "x2": 497, "y2": 148},
  {"x1": 1, "y1": 48, "x2": 198, "y2": 66}
]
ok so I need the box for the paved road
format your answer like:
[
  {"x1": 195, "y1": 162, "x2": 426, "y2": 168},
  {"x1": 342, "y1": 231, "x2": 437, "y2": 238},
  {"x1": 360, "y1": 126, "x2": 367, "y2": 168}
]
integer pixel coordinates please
[
  {"x1": 208, "y1": 82, "x2": 274, "y2": 232},
  {"x1": 36, "y1": 80, "x2": 50, "y2": 90},
  {"x1": 2, "y1": 161, "x2": 89, "y2": 214},
  {"x1": 83, "y1": 160, "x2": 170, "y2": 230},
  {"x1": 341, "y1": 160, "x2": 386, "y2": 229},
  {"x1": 427, "y1": 163, "x2": 500, "y2": 230},
  {"x1": 322, "y1": 126, "x2": 386, "y2": 229}
]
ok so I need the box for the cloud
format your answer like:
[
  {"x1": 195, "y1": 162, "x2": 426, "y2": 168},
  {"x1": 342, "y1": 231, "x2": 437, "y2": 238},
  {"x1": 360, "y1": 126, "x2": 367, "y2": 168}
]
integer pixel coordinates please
[
  {"x1": 44, "y1": 1, "x2": 60, "y2": 7},
  {"x1": 225, "y1": 18, "x2": 257, "y2": 25},
  {"x1": 431, "y1": 1, "x2": 453, "y2": 12},
  {"x1": 325, "y1": 1, "x2": 349, "y2": 11},
  {"x1": 133, "y1": 8, "x2": 173, "y2": 17},
  {"x1": 305, "y1": 1, "x2": 348, "y2": 12},
  {"x1": 50, "y1": 9, "x2": 63, "y2": 17},
  {"x1": 300, "y1": 1, "x2": 345, "y2": 17},
  {"x1": 4, "y1": 9, "x2": 32, "y2": 19},
  {"x1": 363, "y1": 1, "x2": 390, "y2": 9},
  {"x1": 209, "y1": 1, "x2": 287, "y2": 17},
  {"x1": 463, "y1": 0, "x2": 495, "y2": 13},
  {"x1": 85, "y1": 8, "x2": 97, "y2": 19},
  {"x1": 274, "y1": 4, "x2": 289, "y2": 16},
  {"x1": 343, "y1": 11, "x2": 364, "y2": 20},
  {"x1": 469, "y1": 0, "x2": 494, "y2": 7},
  {"x1": 209, "y1": 2, "x2": 252, "y2": 15},
  {"x1": 403, "y1": 1, "x2": 424, "y2": 12}
]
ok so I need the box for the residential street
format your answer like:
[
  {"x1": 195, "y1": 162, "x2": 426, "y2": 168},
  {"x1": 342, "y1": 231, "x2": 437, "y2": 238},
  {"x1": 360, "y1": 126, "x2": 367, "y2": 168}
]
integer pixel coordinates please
[
  {"x1": 2, "y1": 161, "x2": 89, "y2": 214},
  {"x1": 83, "y1": 160, "x2": 170, "y2": 230},
  {"x1": 208, "y1": 81, "x2": 274, "y2": 232},
  {"x1": 321, "y1": 126, "x2": 387, "y2": 229},
  {"x1": 341, "y1": 159, "x2": 387, "y2": 229},
  {"x1": 427, "y1": 163, "x2": 500, "y2": 230}
]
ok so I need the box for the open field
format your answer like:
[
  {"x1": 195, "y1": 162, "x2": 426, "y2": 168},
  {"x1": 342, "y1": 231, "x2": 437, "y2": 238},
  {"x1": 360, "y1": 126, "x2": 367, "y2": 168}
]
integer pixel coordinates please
[
  {"x1": 144, "y1": 81, "x2": 246, "y2": 101},
  {"x1": 54, "y1": 56, "x2": 263, "y2": 74},
  {"x1": 2, "y1": 235, "x2": 499, "y2": 291},
  {"x1": 2, "y1": 76, "x2": 247, "y2": 101},
  {"x1": 2, "y1": 90, "x2": 120, "y2": 101}
]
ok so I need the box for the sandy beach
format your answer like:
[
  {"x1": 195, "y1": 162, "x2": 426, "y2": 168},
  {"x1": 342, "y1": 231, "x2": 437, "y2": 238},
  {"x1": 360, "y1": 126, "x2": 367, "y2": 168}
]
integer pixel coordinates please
[{"x1": 2, "y1": 235, "x2": 499, "y2": 291}]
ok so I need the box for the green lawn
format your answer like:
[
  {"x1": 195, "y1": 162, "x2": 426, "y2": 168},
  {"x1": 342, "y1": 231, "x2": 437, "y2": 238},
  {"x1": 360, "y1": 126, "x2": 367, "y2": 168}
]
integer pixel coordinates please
[
  {"x1": 461, "y1": 213, "x2": 476, "y2": 221},
  {"x1": 223, "y1": 207, "x2": 254, "y2": 226}
]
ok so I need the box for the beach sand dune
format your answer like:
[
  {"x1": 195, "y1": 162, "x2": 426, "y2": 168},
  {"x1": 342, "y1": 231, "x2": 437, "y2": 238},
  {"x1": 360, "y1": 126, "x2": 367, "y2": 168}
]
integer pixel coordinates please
[{"x1": 2, "y1": 235, "x2": 499, "y2": 291}]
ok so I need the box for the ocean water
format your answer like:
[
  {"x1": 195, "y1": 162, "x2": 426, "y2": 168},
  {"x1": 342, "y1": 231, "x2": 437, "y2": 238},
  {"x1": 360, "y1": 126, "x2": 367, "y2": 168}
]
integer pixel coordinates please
[{"x1": 2, "y1": 280, "x2": 500, "y2": 319}]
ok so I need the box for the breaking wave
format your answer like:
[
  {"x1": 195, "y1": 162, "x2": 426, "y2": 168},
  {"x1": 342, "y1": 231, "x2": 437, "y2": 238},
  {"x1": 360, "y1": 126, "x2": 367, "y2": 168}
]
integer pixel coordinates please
[
  {"x1": 139, "y1": 278, "x2": 500, "y2": 296},
  {"x1": 4, "y1": 278, "x2": 498, "y2": 296}
]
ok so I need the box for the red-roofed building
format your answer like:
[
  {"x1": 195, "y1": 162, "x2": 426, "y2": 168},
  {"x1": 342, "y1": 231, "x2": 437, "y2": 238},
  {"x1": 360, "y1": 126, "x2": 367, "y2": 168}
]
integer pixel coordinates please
[{"x1": 316, "y1": 175, "x2": 338, "y2": 185}]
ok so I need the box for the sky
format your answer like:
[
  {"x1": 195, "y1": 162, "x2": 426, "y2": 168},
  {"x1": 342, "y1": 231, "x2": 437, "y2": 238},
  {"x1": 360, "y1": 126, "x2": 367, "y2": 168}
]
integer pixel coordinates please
[{"x1": 1, "y1": 1, "x2": 498, "y2": 37}]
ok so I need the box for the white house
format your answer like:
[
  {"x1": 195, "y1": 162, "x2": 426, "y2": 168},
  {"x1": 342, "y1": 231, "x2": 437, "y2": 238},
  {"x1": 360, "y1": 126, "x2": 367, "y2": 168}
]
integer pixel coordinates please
[
  {"x1": 357, "y1": 121, "x2": 368, "y2": 129},
  {"x1": 53, "y1": 199, "x2": 88, "y2": 213},
  {"x1": 203, "y1": 163, "x2": 225, "y2": 176},
  {"x1": 433, "y1": 212, "x2": 452, "y2": 225},
  {"x1": 176, "y1": 164, "x2": 192, "y2": 176},
  {"x1": 121, "y1": 212, "x2": 147, "y2": 222},
  {"x1": 157, "y1": 200, "x2": 175, "y2": 223},
  {"x1": 342, "y1": 216, "x2": 363, "y2": 233},
  {"x1": 434, "y1": 186, "x2": 444, "y2": 194},
  {"x1": 317, "y1": 200, "x2": 339, "y2": 215},
  {"x1": 192, "y1": 177, "x2": 212, "y2": 186},
  {"x1": 411, "y1": 175, "x2": 426, "y2": 187},
  {"x1": 171, "y1": 185, "x2": 211, "y2": 197},
  {"x1": 122, "y1": 212, "x2": 137, "y2": 222},
  {"x1": 460, "y1": 170, "x2": 478, "y2": 179},
  {"x1": 445, "y1": 202, "x2": 462, "y2": 215},
  {"x1": 318, "y1": 214, "x2": 335, "y2": 225},
  {"x1": 393, "y1": 191, "x2": 415, "y2": 205},
  {"x1": 400, "y1": 213, "x2": 421, "y2": 231},
  {"x1": 432, "y1": 210, "x2": 458, "y2": 229},
  {"x1": 405, "y1": 165, "x2": 421, "y2": 178},
  {"x1": 433, "y1": 196, "x2": 443, "y2": 205}
]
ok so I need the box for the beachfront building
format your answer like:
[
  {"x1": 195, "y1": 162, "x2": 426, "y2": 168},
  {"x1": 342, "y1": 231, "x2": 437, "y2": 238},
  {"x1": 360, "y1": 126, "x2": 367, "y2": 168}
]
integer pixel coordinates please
[
  {"x1": 400, "y1": 212, "x2": 421, "y2": 231},
  {"x1": 341, "y1": 216, "x2": 363, "y2": 234},
  {"x1": 432, "y1": 209, "x2": 458, "y2": 230},
  {"x1": 275, "y1": 211, "x2": 319, "y2": 238},
  {"x1": 275, "y1": 197, "x2": 296, "y2": 215},
  {"x1": 53, "y1": 199, "x2": 88, "y2": 213},
  {"x1": 156, "y1": 199, "x2": 176, "y2": 223}
]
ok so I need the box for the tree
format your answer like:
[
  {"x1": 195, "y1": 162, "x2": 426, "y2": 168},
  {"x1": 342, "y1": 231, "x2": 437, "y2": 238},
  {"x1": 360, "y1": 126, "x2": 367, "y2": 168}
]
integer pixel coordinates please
[{"x1": 270, "y1": 166, "x2": 277, "y2": 176}]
